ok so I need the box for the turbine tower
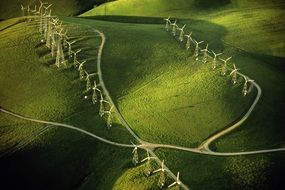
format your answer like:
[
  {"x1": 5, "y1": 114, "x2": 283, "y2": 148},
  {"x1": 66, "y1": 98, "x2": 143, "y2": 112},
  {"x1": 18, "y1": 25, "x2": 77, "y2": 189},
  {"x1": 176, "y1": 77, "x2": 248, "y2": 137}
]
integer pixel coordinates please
[
  {"x1": 230, "y1": 64, "x2": 240, "y2": 85},
  {"x1": 141, "y1": 150, "x2": 155, "y2": 176},
  {"x1": 20, "y1": 5, "x2": 26, "y2": 17},
  {"x1": 66, "y1": 40, "x2": 77, "y2": 57},
  {"x1": 220, "y1": 56, "x2": 232, "y2": 76},
  {"x1": 84, "y1": 70, "x2": 97, "y2": 91},
  {"x1": 153, "y1": 160, "x2": 166, "y2": 188},
  {"x1": 132, "y1": 142, "x2": 139, "y2": 166},
  {"x1": 170, "y1": 20, "x2": 177, "y2": 36},
  {"x1": 163, "y1": 16, "x2": 171, "y2": 31},
  {"x1": 103, "y1": 106, "x2": 114, "y2": 128},
  {"x1": 193, "y1": 40, "x2": 204, "y2": 61},
  {"x1": 211, "y1": 50, "x2": 223, "y2": 69},
  {"x1": 92, "y1": 81, "x2": 101, "y2": 104},
  {"x1": 242, "y1": 76, "x2": 254, "y2": 96},
  {"x1": 201, "y1": 43, "x2": 210, "y2": 63},
  {"x1": 177, "y1": 24, "x2": 186, "y2": 42},
  {"x1": 73, "y1": 49, "x2": 82, "y2": 68},
  {"x1": 184, "y1": 32, "x2": 193, "y2": 50}
]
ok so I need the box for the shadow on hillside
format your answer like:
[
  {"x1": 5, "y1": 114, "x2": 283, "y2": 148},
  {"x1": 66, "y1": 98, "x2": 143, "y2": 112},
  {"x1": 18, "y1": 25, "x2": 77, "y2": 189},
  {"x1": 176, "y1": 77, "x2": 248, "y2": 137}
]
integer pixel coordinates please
[
  {"x1": 194, "y1": 0, "x2": 231, "y2": 10},
  {"x1": 81, "y1": 15, "x2": 168, "y2": 24},
  {"x1": 0, "y1": 128, "x2": 132, "y2": 190}
]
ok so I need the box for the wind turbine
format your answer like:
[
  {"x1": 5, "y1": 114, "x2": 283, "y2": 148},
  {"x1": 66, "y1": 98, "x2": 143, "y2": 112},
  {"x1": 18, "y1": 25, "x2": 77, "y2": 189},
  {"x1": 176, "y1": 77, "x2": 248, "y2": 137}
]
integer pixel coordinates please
[
  {"x1": 177, "y1": 24, "x2": 186, "y2": 42},
  {"x1": 66, "y1": 40, "x2": 77, "y2": 57},
  {"x1": 230, "y1": 64, "x2": 240, "y2": 85},
  {"x1": 211, "y1": 50, "x2": 223, "y2": 69},
  {"x1": 84, "y1": 70, "x2": 97, "y2": 91},
  {"x1": 31, "y1": 5, "x2": 37, "y2": 14},
  {"x1": 131, "y1": 142, "x2": 139, "y2": 166},
  {"x1": 220, "y1": 56, "x2": 232, "y2": 76},
  {"x1": 163, "y1": 16, "x2": 171, "y2": 31},
  {"x1": 242, "y1": 76, "x2": 254, "y2": 96},
  {"x1": 103, "y1": 106, "x2": 114, "y2": 128},
  {"x1": 42, "y1": 4, "x2": 53, "y2": 38},
  {"x1": 170, "y1": 20, "x2": 177, "y2": 36},
  {"x1": 79, "y1": 68, "x2": 85, "y2": 81},
  {"x1": 73, "y1": 49, "x2": 82, "y2": 68},
  {"x1": 99, "y1": 99, "x2": 111, "y2": 118},
  {"x1": 55, "y1": 29, "x2": 66, "y2": 68},
  {"x1": 92, "y1": 81, "x2": 101, "y2": 104},
  {"x1": 184, "y1": 32, "x2": 193, "y2": 50},
  {"x1": 168, "y1": 172, "x2": 181, "y2": 188},
  {"x1": 153, "y1": 160, "x2": 166, "y2": 188},
  {"x1": 77, "y1": 60, "x2": 87, "y2": 71},
  {"x1": 193, "y1": 40, "x2": 204, "y2": 61},
  {"x1": 38, "y1": 0, "x2": 48, "y2": 35},
  {"x1": 20, "y1": 5, "x2": 26, "y2": 17},
  {"x1": 201, "y1": 43, "x2": 210, "y2": 63},
  {"x1": 141, "y1": 150, "x2": 155, "y2": 176}
]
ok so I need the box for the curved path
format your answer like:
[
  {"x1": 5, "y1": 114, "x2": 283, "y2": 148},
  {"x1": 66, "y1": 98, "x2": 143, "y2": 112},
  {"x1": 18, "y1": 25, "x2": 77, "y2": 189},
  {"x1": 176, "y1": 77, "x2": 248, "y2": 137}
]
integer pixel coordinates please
[{"x1": 0, "y1": 108, "x2": 133, "y2": 148}]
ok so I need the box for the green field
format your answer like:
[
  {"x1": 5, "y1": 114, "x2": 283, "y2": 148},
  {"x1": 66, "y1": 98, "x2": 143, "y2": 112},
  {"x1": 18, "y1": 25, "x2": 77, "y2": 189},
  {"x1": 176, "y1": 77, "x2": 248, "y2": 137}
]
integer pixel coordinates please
[{"x1": 1, "y1": 0, "x2": 285, "y2": 189}]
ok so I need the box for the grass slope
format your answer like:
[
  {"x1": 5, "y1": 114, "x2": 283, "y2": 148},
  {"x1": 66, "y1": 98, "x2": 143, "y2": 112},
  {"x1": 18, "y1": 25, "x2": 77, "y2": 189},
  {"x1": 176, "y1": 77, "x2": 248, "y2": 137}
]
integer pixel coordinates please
[
  {"x1": 82, "y1": 0, "x2": 285, "y2": 58},
  {"x1": 0, "y1": 18, "x2": 151, "y2": 190},
  {"x1": 1, "y1": 0, "x2": 285, "y2": 188},
  {"x1": 81, "y1": 0, "x2": 285, "y2": 150},
  {"x1": 62, "y1": 15, "x2": 285, "y2": 189}
]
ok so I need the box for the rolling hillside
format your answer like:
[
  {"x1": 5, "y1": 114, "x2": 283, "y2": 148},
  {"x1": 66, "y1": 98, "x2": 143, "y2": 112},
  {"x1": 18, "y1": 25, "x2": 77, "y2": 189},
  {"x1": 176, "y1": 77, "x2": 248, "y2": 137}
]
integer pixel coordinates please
[{"x1": 82, "y1": 0, "x2": 285, "y2": 58}]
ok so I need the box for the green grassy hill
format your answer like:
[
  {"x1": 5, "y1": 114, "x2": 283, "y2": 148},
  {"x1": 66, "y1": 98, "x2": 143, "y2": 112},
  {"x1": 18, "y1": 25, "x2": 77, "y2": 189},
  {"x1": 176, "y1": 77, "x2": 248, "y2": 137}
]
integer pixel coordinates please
[
  {"x1": 0, "y1": 18, "x2": 148, "y2": 190},
  {"x1": 0, "y1": 0, "x2": 110, "y2": 20},
  {"x1": 1, "y1": 0, "x2": 285, "y2": 189},
  {"x1": 82, "y1": 0, "x2": 285, "y2": 58}
]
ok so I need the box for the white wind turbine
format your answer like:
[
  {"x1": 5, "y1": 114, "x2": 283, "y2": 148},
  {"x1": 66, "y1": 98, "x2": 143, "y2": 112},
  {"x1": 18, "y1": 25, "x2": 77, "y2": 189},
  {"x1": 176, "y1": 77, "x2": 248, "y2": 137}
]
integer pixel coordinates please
[
  {"x1": 77, "y1": 60, "x2": 87, "y2": 71},
  {"x1": 153, "y1": 160, "x2": 166, "y2": 188},
  {"x1": 131, "y1": 142, "x2": 139, "y2": 166},
  {"x1": 79, "y1": 68, "x2": 86, "y2": 81},
  {"x1": 184, "y1": 32, "x2": 193, "y2": 50},
  {"x1": 20, "y1": 5, "x2": 26, "y2": 17},
  {"x1": 170, "y1": 20, "x2": 177, "y2": 36},
  {"x1": 38, "y1": 0, "x2": 48, "y2": 35},
  {"x1": 66, "y1": 40, "x2": 77, "y2": 57},
  {"x1": 102, "y1": 106, "x2": 114, "y2": 128},
  {"x1": 193, "y1": 40, "x2": 204, "y2": 61},
  {"x1": 168, "y1": 172, "x2": 181, "y2": 188},
  {"x1": 230, "y1": 64, "x2": 240, "y2": 85},
  {"x1": 42, "y1": 4, "x2": 53, "y2": 38},
  {"x1": 99, "y1": 98, "x2": 112, "y2": 118},
  {"x1": 242, "y1": 76, "x2": 254, "y2": 96},
  {"x1": 73, "y1": 49, "x2": 82, "y2": 68},
  {"x1": 84, "y1": 70, "x2": 97, "y2": 91},
  {"x1": 163, "y1": 16, "x2": 171, "y2": 31},
  {"x1": 31, "y1": 5, "x2": 37, "y2": 14},
  {"x1": 211, "y1": 51, "x2": 223, "y2": 69},
  {"x1": 201, "y1": 43, "x2": 210, "y2": 63},
  {"x1": 141, "y1": 150, "x2": 155, "y2": 176},
  {"x1": 92, "y1": 81, "x2": 101, "y2": 104},
  {"x1": 177, "y1": 24, "x2": 186, "y2": 42},
  {"x1": 55, "y1": 29, "x2": 66, "y2": 68},
  {"x1": 220, "y1": 56, "x2": 232, "y2": 76}
]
